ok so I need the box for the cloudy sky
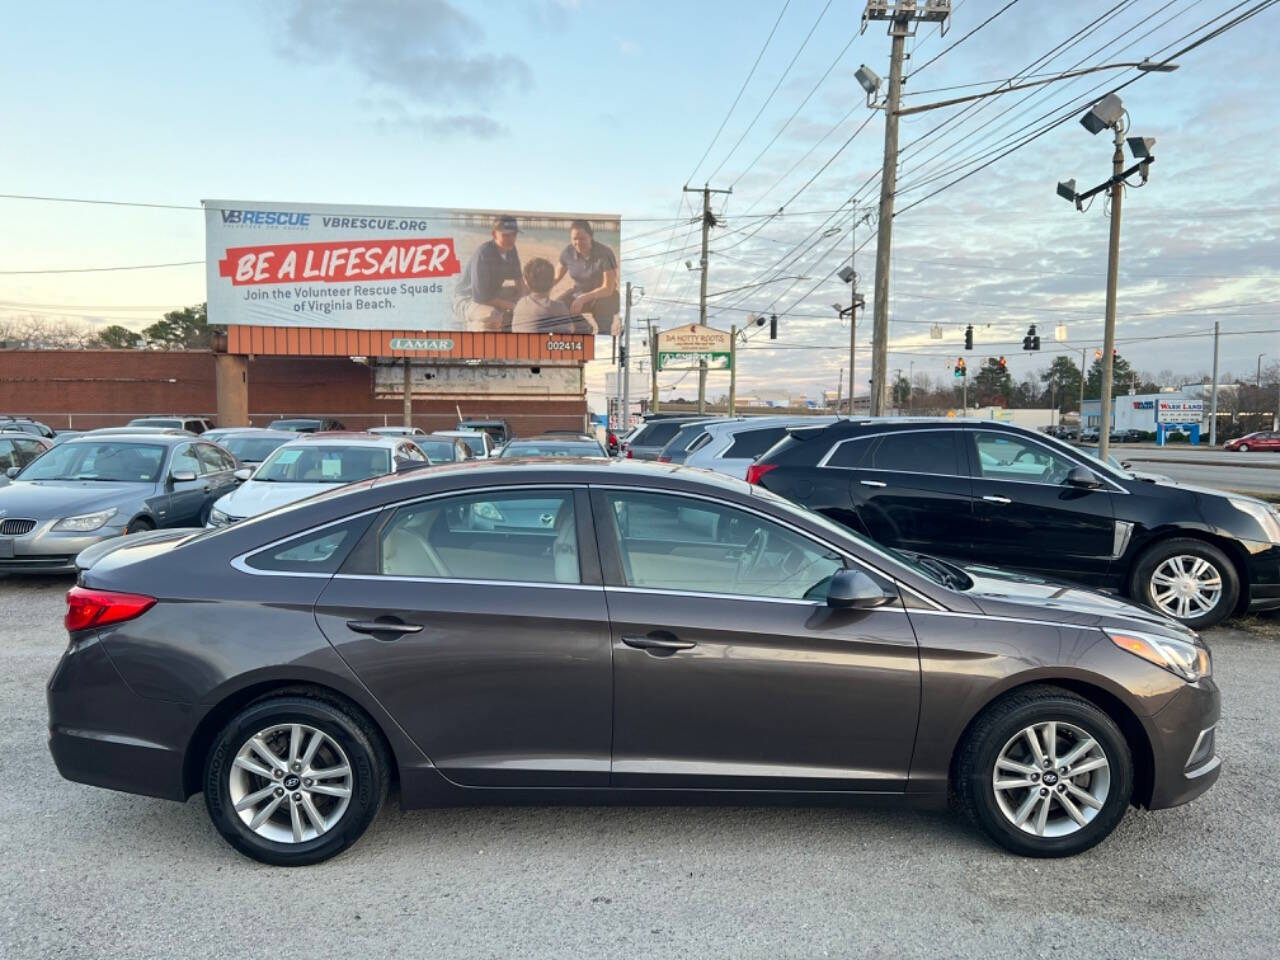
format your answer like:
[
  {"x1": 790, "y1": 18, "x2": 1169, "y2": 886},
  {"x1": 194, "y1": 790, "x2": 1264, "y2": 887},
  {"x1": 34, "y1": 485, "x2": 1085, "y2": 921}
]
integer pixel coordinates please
[{"x1": 3, "y1": 0, "x2": 1277, "y2": 409}]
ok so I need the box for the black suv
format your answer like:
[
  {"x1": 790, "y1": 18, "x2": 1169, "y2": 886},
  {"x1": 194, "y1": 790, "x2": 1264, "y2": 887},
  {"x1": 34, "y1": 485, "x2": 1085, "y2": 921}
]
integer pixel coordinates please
[{"x1": 750, "y1": 418, "x2": 1280, "y2": 629}]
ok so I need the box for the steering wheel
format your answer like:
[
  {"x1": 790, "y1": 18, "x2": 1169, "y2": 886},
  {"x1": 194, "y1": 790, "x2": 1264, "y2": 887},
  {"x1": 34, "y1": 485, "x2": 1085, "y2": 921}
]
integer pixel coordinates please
[
  {"x1": 735, "y1": 528, "x2": 769, "y2": 580},
  {"x1": 1013, "y1": 450, "x2": 1039, "y2": 463}
]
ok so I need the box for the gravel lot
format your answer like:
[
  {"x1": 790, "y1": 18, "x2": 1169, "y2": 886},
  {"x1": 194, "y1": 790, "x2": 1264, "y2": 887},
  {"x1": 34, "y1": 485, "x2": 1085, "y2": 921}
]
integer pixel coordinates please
[{"x1": 2, "y1": 577, "x2": 1278, "y2": 960}]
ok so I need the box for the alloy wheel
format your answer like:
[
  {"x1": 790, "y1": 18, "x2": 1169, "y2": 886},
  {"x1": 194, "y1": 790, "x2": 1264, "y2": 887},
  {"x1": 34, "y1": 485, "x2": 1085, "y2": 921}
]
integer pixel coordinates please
[
  {"x1": 1149, "y1": 555, "x2": 1222, "y2": 621},
  {"x1": 228, "y1": 723, "x2": 353, "y2": 844},
  {"x1": 992, "y1": 721, "x2": 1111, "y2": 838}
]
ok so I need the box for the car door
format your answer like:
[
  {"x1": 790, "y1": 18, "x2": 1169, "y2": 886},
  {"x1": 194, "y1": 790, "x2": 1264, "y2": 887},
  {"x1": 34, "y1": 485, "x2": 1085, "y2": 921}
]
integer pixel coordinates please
[
  {"x1": 823, "y1": 429, "x2": 975, "y2": 556},
  {"x1": 196, "y1": 442, "x2": 238, "y2": 506},
  {"x1": 963, "y1": 428, "x2": 1118, "y2": 584},
  {"x1": 594, "y1": 487, "x2": 920, "y2": 792},
  {"x1": 314, "y1": 486, "x2": 613, "y2": 787},
  {"x1": 163, "y1": 443, "x2": 208, "y2": 526}
]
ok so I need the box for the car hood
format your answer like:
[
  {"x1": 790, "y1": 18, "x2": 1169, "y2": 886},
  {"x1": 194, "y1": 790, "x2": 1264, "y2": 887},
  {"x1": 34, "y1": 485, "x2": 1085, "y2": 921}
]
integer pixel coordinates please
[
  {"x1": 215, "y1": 480, "x2": 328, "y2": 519},
  {"x1": 0, "y1": 480, "x2": 153, "y2": 518},
  {"x1": 959, "y1": 562, "x2": 1192, "y2": 638}
]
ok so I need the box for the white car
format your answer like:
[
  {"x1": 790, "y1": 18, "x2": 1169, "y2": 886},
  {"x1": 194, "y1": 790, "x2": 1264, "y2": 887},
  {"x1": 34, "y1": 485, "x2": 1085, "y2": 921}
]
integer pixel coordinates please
[
  {"x1": 662, "y1": 416, "x2": 840, "y2": 479},
  {"x1": 431, "y1": 430, "x2": 494, "y2": 459},
  {"x1": 206, "y1": 433, "x2": 426, "y2": 527}
]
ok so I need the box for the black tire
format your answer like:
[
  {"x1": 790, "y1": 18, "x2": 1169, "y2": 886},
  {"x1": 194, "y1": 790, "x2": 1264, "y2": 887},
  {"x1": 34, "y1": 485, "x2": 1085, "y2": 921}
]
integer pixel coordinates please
[
  {"x1": 124, "y1": 516, "x2": 154, "y2": 535},
  {"x1": 955, "y1": 685, "x2": 1133, "y2": 857},
  {"x1": 1129, "y1": 537, "x2": 1239, "y2": 630},
  {"x1": 203, "y1": 693, "x2": 389, "y2": 866}
]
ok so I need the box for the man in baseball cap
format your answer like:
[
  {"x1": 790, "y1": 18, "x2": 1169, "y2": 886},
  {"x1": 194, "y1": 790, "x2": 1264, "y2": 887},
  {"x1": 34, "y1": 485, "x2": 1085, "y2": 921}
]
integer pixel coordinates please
[{"x1": 453, "y1": 215, "x2": 526, "y2": 331}]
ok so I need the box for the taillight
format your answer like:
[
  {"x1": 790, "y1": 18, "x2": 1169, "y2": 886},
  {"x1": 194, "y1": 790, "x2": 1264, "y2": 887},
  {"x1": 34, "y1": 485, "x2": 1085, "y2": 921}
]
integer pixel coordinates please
[
  {"x1": 746, "y1": 462, "x2": 779, "y2": 486},
  {"x1": 65, "y1": 587, "x2": 156, "y2": 632},
  {"x1": 626, "y1": 449, "x2": 633, "y2": 459},
  {"x1": 656, "y1": 455, "x2": 671, "y2": 463}
]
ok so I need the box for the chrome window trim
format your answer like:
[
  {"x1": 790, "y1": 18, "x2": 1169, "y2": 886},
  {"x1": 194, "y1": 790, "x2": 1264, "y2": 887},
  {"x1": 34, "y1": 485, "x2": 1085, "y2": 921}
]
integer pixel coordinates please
[
  {"x1": 230, "y1": 505, "x2": 387, "y2": 578},
  {"x1": 333, "y1": 574, "x2": 601, "y2": 591},
  {"x1": 605, "y1": 584, "x2": 907, "y2": 611},
  {"x1": 591, "y1": 482, "x2": 945, "y2": 611}
]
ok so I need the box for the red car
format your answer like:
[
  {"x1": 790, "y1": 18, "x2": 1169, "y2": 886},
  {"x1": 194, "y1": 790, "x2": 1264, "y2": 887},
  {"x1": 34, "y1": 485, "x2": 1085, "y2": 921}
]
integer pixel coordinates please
[{"x1": 1225, "y1": 431, "x2": 1280, "y2": 452}]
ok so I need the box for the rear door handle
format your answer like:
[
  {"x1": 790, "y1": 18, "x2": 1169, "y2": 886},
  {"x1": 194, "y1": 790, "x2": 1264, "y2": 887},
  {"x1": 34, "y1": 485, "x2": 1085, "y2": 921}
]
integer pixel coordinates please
[
  {"x1": 622, "y1": 633, "x2": 696, "y2": 653},
  {"x1": 982, "y1": 495, "x2": 1012, "y2": 504},
  {"x1": 346, "y1": 618, "x2": 424, "y2": 638},
  {"x1": 860, "y1": 480, "x2": 887, "y2": 488}
]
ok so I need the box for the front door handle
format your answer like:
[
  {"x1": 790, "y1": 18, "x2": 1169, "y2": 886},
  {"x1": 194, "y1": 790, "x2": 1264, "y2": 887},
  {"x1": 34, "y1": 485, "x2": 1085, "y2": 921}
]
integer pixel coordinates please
[
  {"x1": 860, "y1": 480, "x2": 887, "y2": 488},
  {"x1": 346, "y1": 618, "x2": 424, "y2": 638},
  {"x1": 982, "y1": 495, "x2": 1012, "y2": 504},
  {"x1": 621, "y1": 632, "x2": 696, "y2": 653}
]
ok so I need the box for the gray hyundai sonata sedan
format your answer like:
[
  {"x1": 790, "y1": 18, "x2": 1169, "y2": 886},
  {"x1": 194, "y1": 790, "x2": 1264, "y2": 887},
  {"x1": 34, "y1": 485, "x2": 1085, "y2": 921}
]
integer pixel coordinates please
[{"x1": 47, "y1": 460, "x2": 1219, "y2": 866}]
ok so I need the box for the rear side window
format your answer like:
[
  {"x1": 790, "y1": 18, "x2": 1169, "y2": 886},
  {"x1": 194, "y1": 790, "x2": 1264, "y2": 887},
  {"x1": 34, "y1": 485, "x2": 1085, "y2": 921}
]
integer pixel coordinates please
[
  {"x1": 245, "y1": 516, "x2": 373, "y2": 574},
  {"x1": 668, "y1": 425, "x2": 709, "y2": 452},
  {"x1": 724, "y1": 427, "x2": 788, "y2": 459},
  {"x1": 636, "y1": 421, "x2": 684, "y2": 447},
  {"x1": 868, "y1": 431, "x2": 962, "y2": 476},
  {"x1": 825, "y1": 437, "x2": 874, "y2": 468}
]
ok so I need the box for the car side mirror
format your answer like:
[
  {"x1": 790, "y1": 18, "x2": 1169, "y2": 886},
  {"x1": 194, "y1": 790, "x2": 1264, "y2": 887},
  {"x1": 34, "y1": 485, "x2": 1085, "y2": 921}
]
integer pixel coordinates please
[
  {"x1": 827, "y1": 569, "x2": 892, "y2": 609},
  {"x1": 170, "y1": 470, "x2": 198, "y2": 484},
  {"x1": 1066, "y1": 465, "x2": 1102, "y2": 489},
  {"x1": 4, "y1": 466, "x2": 18, "y2": 479},
  {"x1": 233, "y1": 467, "x2": 253, "y2": 482}
]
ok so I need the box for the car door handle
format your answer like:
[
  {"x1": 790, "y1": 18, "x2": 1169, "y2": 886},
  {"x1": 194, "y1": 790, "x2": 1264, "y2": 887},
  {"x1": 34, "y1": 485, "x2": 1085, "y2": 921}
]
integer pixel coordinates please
[
  {"x1": 621, "y1": 633, "x2": 696, "y2": 652},
  {"x1": 860, "y1": 480, "x2": 887, "y2": 488},
  {"x1": 982, "y1": 495, "x2": 1012, "y2": 504},
  {"x1": 346, "y1": 618, "x2": 424, "y2": 638}
]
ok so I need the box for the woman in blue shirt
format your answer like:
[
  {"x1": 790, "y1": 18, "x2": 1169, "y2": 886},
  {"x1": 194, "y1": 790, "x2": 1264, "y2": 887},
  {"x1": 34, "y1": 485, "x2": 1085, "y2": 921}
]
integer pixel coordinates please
[{"x1": 554, "y1": 220, "x2": 619, "y2": 335}]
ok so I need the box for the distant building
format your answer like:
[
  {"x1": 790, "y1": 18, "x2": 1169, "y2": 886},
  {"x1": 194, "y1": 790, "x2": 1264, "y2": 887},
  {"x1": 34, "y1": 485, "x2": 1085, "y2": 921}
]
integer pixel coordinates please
[{"x1": 1082, "y1": 387, "x2": 1205, "y2": 444}]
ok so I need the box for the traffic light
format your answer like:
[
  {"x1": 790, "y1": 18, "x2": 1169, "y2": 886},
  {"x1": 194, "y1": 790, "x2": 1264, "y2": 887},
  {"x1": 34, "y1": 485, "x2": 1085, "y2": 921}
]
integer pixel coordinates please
[
  {"x1": 964, "y1": 325, "x2": 973, "y2": 350},
  {"x1": 769, "y1": 314, "x2": 778, "y2": 339},
  {"x1": 998, "y1": 356, "x2": 1008, "y2": 372},
  {"x1": 619, "y1": 345, "x2": 627, "y2": 366},
  {"x1": 1023, "y1": 324, "x2": 1040, "y2": 351},
  {"x1": 954, "y1": 358, "x2": 966, "y2": 378}
]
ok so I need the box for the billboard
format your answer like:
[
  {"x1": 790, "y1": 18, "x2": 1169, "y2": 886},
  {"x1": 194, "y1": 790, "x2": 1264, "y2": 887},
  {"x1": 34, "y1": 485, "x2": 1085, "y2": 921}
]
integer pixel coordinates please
[
  {"x1": 656, "y1": 323, "x2": 733, "y2": 370},
  {"x1": 1157, "y1": 398, "x2": 1203, "y2": 423},
  {"x1": 204, "y1": 200, "x2": 621, "y2": 335}
]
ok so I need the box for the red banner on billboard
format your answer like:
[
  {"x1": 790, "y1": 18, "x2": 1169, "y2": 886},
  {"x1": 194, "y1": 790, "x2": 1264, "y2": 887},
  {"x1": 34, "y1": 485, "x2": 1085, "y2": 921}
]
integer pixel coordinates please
[{"x1": 216, "y1": 238, "x2": 461, "y2": 286}]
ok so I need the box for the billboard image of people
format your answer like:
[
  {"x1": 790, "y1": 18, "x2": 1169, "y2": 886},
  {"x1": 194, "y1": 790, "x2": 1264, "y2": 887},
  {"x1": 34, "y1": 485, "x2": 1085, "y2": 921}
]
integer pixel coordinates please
[{"x1": 205, "y1": 200, "x2": 622, "y2": 335}]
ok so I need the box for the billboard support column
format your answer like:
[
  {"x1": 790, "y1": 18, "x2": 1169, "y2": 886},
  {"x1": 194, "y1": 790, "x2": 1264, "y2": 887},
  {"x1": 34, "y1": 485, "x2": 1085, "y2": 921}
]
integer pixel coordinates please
[
  {"x1": 402, "y1": 359, "x2": 412, "y2": 428},
  {"x1": 728, "y1": 326, "x2": 737, "y2": 416},
  {"x1": 214, "y1": 354, "x2": 249, "y2": 427},
  {"x1": 648, "y1": 320, "x2": 660, "y2": 413},
  {"x1": 621, "y1": 282, "x2": 632, "y2": 431}
]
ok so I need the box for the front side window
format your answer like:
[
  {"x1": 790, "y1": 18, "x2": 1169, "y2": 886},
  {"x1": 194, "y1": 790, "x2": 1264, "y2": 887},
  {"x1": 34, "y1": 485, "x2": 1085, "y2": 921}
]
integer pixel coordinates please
[
  {"x1": 606, "y1": 491, "x2": 843, "y2": 600},
  {"x1": 171, "y1": 444, "x2": 202, "y2": 477},
  {"x1": 196, "y1": 443, "x2": 230, "y2": 474},
  {"x1": 0, "y1": 440, "x2": 18, "y2": 471},
  {"x1": 972, "y1": 431, "x2": 1078, "y2": 485},
  {"x1": 378, "y1": 490, "x2": 579, "y2": 583}
]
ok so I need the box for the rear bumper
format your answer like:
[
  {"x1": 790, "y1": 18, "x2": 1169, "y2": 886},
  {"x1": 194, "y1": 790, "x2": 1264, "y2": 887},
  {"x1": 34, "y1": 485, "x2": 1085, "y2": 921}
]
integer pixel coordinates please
[
  {"x1": 1146, "y1": 676, "x2": 1221, "y2": 810},
  {"x1": 47, "y1": 633, "x2": 196, "y2": 801}
]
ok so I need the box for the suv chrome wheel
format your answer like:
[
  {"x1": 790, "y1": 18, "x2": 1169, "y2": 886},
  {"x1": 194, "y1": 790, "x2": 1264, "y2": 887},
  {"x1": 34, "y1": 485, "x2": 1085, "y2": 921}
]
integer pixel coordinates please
[
  {"x1": 229, "y1": 723, "x2": 353, "y2": 844},
  {"x1": 992, "y1": 721, "x2": 1110, "y2": 838},
  {"x1": 1149, "y1": 555, "x2": 1223, "y2": 621}
]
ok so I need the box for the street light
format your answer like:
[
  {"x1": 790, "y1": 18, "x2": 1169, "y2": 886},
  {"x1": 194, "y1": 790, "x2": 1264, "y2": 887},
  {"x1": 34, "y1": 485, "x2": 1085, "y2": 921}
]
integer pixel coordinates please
[
  {"x1": 855, "y1": 64, "x2": 882, "y2": 107},
  {"x1": 1057, "y1": 91, "x2": 1159, "y2": 460}
]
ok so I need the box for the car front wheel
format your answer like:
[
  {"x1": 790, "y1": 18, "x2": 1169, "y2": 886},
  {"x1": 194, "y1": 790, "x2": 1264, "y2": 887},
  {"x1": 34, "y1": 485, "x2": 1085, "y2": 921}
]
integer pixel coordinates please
[
  {"x1": 955, "y1": 686, "x2": 1134, "y2": 857},
  {"x1": 203, "y1": 693, "x2": 388, "y2": 866},
  {"x1": 1238, "y1": 444, "x2": 1249, "y2": 452},
  {"x1": 1130, "y1": 537, "x2": 1239, "y2": 629}
]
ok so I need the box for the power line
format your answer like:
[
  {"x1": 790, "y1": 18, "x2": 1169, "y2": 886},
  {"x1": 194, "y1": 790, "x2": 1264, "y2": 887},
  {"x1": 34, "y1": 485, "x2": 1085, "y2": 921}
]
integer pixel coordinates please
[
  {"x1": 0, "y1": 260, "x2": 203, "y2": 275},
  {"x1": 907, "y1": 0, "x2": 1025, "y2": 78}
]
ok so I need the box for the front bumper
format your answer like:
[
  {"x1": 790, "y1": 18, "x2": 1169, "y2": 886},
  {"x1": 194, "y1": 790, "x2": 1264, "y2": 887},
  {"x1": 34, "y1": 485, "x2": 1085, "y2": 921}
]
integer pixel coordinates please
[
  {"x1": 1242, "y1": 539, "x2": 1280, "y2": 612},
  {"x1": 47, "y1": 632, "x2": 197, "y2": 801},
  {"x1": 0, "y1": 520, "x2": 128, "y2": 573},
  {"x1": 1146, "y1": 675, "x2": 1221, "y2": 810}
]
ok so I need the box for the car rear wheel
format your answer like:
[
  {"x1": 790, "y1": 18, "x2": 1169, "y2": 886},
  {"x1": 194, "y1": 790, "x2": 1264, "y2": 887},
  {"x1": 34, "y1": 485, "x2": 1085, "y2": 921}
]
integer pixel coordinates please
[
  {"x1": 1130, "y1": 537, "x2": 1239, "y2": 629},
  {"x1": 203, "y1": 694, "x2": 388, "y2": 866},
  {"x1": 955, "y1": 686, "x2": 1133, "y2": 857}
]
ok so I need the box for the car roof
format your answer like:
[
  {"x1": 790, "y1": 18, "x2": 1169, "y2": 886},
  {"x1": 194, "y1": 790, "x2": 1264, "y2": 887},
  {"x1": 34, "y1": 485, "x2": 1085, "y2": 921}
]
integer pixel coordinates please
[
  {"x1": 207, "y1": 427, "x2": 298, "y2": 436},
  {"x1": 434, "y1": 430, "x2": 487, "y2": 438},
  {"x1": 284, "y1": 432, "x2": 402, "y2": 448},
  {"x1": 0, "y1": 431, "x2": 49, "y2": 440},
  {"x1": 64, "y1": 432, "x2": 192, "y2": 446},
  {"x1": 511, "y1": 434, "x2": 599, "y2": 443},
  {"x1": 369, "y1": 456, "x2": 751, "y2": 494}
]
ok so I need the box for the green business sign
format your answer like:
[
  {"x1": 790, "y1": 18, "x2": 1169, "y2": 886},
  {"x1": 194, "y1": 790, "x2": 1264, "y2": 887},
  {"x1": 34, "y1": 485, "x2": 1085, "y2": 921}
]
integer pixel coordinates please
[{"x1": 658, "y1": 350, "x2": 732, "y2": 371}]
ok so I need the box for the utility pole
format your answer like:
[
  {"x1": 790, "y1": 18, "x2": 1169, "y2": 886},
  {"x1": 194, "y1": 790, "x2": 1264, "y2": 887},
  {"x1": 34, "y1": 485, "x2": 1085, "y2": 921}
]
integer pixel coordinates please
[
  {"x1": 1209, "y1": 321, "x2": 1220, "y2": 446},
  {"x1": 728, "y1": 325, "x2": 738, "y2": 416},
  {"x1": 868, "y1": 24, "x2": 905, "y2": 418},
  {"x1": 835, "y1": 367, "x2": 843, "y2": 414},
  {"x1": 647, "y1": 319, "x2": 659, "y2": 414},
  {"x1": 683, "y1": 183, "x2": 731, "y2": 416},
  {"x1": 1097, "y1": 124, "x2": 1124, "y2": 461},
  {"x1": 402, "y1": 358, "x2": 412, "y2": 428},
  {"x1": 620, "y1": 282, "x2": 633, "y2": 433},
  {"x1": 1079, "y1": 347, "x2": 1087, "y2": 433}
]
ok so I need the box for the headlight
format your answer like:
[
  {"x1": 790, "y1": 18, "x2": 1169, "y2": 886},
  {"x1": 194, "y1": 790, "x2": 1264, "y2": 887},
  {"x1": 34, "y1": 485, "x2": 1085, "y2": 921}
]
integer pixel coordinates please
[
  {"x1": 1229, "y1": 497, "x2": 1280, "y2": 543},
  {"x1": 53, "y1": 508, "x2": 118, "y2": 532},
  {"x1": 208, "y1": 508, "x2": 232, "y2": 527},
  {"x1": 1105, "y1": 628, "x2": 1211, "y2": 682}
]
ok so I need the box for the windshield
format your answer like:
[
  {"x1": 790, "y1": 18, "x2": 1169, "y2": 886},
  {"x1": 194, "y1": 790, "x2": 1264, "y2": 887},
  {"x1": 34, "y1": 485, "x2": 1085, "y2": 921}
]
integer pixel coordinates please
[
  {"x1": 500, "y1": 442, "x2": 605, "y2": 458},
  {"x1": 454, "y1": 435, "x2": 486, "y2": 455},
  {"x1": 268, "y1": 420, "x2": 319, "y2": 432},
  {"x1": 129, "y1": 419, "x2": 182, "y2": 429},
  {"x1": 254, "y1": 444, "x2": 391, "y2": 483},
  {"x1": 223, "y1": 435, "x2": 292, "y2": 463},
  {"x1": 19, "y1": 441, "x2": 165, "y2": 482},
  {"x1": 416, "y1": 440, "x2": 457, "y2": 462}
]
